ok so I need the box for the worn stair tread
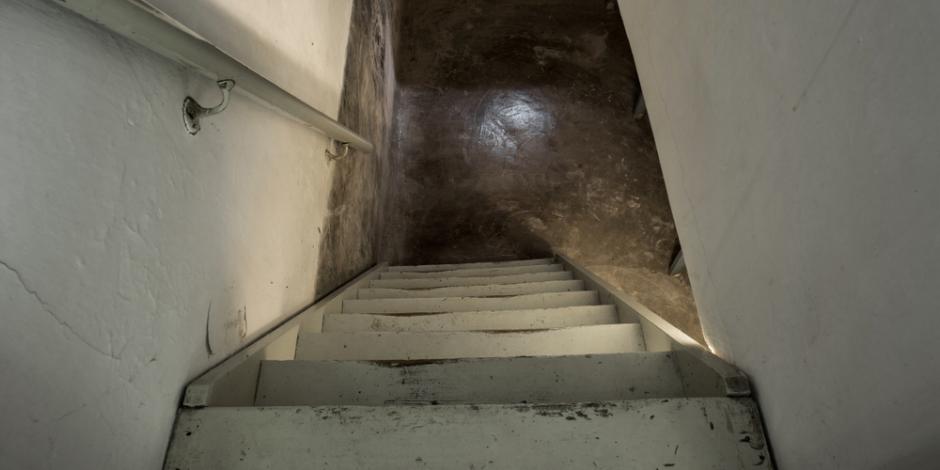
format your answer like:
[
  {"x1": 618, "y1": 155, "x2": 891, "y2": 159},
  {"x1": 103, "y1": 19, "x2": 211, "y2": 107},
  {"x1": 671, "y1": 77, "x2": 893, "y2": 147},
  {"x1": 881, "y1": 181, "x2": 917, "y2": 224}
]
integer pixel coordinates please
[
  {"x1": 386, "y1": 258, "x2": 554, "y2": 273},
  {"x1": 343, "y1": 291, "x2": 598, "y2": 314},
  {"x1": 369, "y1": 271, "x2": 573, "y2": 289},
  {"x1": 379, "y1": 263, "x2": 564, "y2": 279},
  {"x1": 322, "y1": 305, "x2": 619, "y2": 332},
  {"x1": 255, "y1": 352, "x2": 683, "y2": 406},
  {"x1": 295, "y1": 324, "x2": 645, "y2": 361},
  {"x1": 357, "y1": 279, "x2": 584, "y2": 299},
  {"x1": 165, "y1": 398, "x2": 771, "y2": 470}
]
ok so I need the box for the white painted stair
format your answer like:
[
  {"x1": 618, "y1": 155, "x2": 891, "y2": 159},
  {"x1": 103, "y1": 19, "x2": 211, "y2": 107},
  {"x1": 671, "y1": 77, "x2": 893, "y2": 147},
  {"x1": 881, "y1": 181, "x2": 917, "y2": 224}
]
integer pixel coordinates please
[
  {"x1": 321, "y1": 305, "x2": 618, "y2": 332},
  {"x1": 167, "y1": 256, "x2": 773, "y2": 469}
]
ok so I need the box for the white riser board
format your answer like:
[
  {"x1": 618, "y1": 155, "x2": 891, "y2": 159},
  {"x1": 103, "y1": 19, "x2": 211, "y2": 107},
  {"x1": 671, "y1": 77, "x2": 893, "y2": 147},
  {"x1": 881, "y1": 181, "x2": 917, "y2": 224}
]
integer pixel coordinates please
[
  {"x1": 369, "y1": 271, "x2": 573, "y2": 289},
  {"x1": 322, "y1": 305, "x2": 618, "y2": 332},
  {"x1": 379, "y1": 264, "x2": 564, "y2": 279},
  {"x1": 295, "y1": 324, "x2": 645, "y2": 361},
  {"x1": 386, "y1": 258, "x2": 553, "y2": 272},
  {"x1": 343, "y1": 291, "x2": 598, "y2": 314},
  {"x1": 165, "y1": 398, "x2": 771, "y2": 469},
  {"x1": 255, "y1": 352, "x2": 683, "y2": 406},
  {"x1": 357, "y1": 279, "x2": 584, "y2": 299}
]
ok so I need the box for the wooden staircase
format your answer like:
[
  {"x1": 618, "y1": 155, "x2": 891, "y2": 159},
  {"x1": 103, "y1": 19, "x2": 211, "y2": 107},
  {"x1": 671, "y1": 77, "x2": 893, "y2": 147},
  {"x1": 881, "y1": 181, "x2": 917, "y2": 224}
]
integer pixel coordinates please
[{"x1": 165, "y1": 255, "x2": 773, "y2": 469}]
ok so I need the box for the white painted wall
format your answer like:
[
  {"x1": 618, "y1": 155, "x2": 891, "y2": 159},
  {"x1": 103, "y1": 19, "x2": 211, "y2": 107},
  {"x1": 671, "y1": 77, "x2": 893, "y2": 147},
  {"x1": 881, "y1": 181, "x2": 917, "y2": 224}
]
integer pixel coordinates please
[
  {"x1": 0, "y1": 0, "x2": 352, "y2": 468},
  {"x1": 618, "y1": 1, "x2": 940, "y2": 468}
]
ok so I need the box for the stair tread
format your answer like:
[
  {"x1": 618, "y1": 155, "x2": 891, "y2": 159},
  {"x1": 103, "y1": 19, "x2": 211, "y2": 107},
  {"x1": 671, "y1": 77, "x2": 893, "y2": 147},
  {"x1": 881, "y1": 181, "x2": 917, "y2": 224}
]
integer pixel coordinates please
[
  {"x1": 343, "y1": 291, "x2": 598, "y2": 314},
  {"x1": 295, "y1": 323, "x2": 645, "y2": 361},
  {"x1": 165, "y1": 398, "x2": 770, "y2": 469},
  {"x1": 166, "y1": 254, "x2": 772, "y2": 470},
  {"x1": 357, "y1": 279, "x2": 584, "y2": 299},
  {"x1": 322, "y1": 305, "x2": 619, "y2": 332},
  {"x1": 369, "y1": 271, "x2": 573, "y2": 289},
  {"x1": 256, "y1": 352, "x2": 682, "y2": 406},
  {"x1": 386, "y1": 258, "x2": 554, "y2": 272},
  {"x1": 379, "y1": 263, "x2": 564, "y2": 279}
]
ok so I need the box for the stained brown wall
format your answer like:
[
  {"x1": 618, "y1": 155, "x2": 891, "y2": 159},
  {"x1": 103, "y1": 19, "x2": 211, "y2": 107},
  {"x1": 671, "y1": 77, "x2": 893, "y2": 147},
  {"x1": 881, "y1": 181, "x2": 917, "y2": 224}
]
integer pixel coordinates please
[
  {"x1": 380, "y1": 0, "x2": 702, "y2": 340},
  {"x1": 316, "y1": 0, "x2": 400, "y2": 297}
]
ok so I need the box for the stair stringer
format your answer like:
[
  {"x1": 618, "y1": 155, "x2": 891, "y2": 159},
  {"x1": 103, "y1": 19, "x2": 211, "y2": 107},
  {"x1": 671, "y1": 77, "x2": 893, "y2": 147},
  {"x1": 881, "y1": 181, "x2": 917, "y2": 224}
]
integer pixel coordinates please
[
  {"x1": 181, "y1": 263, "x2": 387, "y2": 408},
  {"x1": 555, "y1": 253, "x2": 752, "y2": 398}
]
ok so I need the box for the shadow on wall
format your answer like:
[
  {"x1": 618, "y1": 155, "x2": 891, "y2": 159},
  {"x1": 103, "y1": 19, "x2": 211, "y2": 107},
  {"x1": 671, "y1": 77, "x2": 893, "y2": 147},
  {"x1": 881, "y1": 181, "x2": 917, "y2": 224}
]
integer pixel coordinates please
[
  {"x1": 399, "y1": 184, "x2": 555, "y2": 265},
  {"x1": 147, "y1": 0, "x2": 347, "y2": 112},
  {"x1": 394, "y1": 0, "x2": 625, "y2": 90}
]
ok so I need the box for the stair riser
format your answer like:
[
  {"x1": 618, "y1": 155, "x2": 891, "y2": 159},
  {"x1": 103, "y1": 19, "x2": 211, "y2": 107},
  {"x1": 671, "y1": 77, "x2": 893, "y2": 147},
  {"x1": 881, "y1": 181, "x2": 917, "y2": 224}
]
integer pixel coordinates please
[
  {"x1": 369, "y1": 271, "x2": 573, "y2": 289},
  {"x1": 322, "y1": 306, "x2": 618, "y2": 332},
  {"x1": 295, "y1": 324, "x2": 645, "y2": 361},
  {"x1": 357, "y1": 280, "x2": 584, "y2": 299},
  {"x1": 379, "y1": 264, "x2": 564, "y2": 279},
  {"x1": 343, "y1": 291, "x2": 599, "y2": 314},
  {"x1": 386, "y1": 258, "x2": 554, "y2": 272}
]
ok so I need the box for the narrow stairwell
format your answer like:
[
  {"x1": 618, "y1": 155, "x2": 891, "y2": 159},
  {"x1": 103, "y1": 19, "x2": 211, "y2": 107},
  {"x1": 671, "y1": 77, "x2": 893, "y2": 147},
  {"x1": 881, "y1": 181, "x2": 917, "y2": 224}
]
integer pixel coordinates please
[{"x1": 166, "y1": 257, "x2": 772, "y2": 469}]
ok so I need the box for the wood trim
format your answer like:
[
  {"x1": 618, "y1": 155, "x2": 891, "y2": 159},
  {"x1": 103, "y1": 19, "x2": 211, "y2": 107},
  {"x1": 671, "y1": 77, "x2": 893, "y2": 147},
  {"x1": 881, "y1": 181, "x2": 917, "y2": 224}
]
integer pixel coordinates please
[
  {"x1": 182, "y1": 263, "x2": 387, "y2": 407},
  {"x1": 555, "y1": 254, "x2": 751, "y2": 397}
]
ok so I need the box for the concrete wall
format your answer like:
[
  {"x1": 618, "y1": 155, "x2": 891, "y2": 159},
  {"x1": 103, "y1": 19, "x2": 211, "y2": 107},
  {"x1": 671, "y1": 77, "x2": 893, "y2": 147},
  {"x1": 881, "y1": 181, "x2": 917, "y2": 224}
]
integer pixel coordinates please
[
  {"x1": 0, "y1": 0, "x2": 351, "y2": 468},
  {"x1": 383, "y1": 0, "x2": 701, "y2": 340},
  {"x1": 316, "y1": 0, "x2": 400, "y2": 298},
  {"x1": 618, "y1": 1, "x2": 940, "y2": 468}
]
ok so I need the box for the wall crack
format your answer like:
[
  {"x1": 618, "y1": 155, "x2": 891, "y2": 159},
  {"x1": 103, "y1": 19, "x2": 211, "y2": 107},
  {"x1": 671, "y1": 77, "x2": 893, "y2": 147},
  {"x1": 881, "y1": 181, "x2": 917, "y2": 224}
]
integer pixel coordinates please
[{"x1": 0, "y1": 259, "x2": 119, "y2": 361}]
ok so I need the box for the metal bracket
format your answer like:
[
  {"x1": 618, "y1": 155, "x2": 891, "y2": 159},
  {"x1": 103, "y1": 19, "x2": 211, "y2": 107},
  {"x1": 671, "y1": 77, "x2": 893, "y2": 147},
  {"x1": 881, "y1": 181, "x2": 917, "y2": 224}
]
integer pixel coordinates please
[
  {"x1": 183, "y1": 79, "x2": 235, "y2": 135},
  {"x1": 325, "y1": 139, "x2": 351, "y2": 161}
]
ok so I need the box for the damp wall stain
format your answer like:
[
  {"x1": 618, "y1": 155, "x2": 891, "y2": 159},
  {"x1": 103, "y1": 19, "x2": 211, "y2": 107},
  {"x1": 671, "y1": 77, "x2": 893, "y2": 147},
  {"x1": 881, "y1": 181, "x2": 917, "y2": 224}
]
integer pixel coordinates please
[{"x1": 315, "y1": 0, "x2": 401, "y2": 298}]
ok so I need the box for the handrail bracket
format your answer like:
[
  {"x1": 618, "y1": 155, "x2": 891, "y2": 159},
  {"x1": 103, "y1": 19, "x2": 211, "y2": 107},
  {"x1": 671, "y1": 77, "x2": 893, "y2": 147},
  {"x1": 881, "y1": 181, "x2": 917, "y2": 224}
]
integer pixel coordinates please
[
  {"x1": 183, "y1": 79, "x2": 235, "y2": 135},
  {"x1": 325, "y1": 140, "x2": 351, "y2": 160}
]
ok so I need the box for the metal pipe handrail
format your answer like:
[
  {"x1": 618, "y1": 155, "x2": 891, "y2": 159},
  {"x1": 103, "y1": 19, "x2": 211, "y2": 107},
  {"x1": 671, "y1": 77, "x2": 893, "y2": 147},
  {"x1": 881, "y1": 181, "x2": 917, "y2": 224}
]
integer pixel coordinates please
[{"x1": 55, "y1": 0, "x2": 374, "y2": 153}]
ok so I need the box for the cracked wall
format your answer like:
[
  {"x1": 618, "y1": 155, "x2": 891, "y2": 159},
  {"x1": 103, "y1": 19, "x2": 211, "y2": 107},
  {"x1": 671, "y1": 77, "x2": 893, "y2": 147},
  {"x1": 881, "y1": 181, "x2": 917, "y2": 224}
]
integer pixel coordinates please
[{"x1": 0, "y1": 1, "x2": 352, "y2": 468}]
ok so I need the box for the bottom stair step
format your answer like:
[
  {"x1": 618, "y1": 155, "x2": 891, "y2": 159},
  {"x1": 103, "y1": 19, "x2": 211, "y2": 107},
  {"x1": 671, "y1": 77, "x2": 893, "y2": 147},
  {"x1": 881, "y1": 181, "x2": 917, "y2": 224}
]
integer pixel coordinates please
[
  {"x1": 255, "y1": 353, "x2": 684, "y2": 406},
  {"x1": 165, "y1": 398, "x2": 771, "y2": 469},
  {"x1": 295, "y1": 324, "x2": 646, "y2": 361}
]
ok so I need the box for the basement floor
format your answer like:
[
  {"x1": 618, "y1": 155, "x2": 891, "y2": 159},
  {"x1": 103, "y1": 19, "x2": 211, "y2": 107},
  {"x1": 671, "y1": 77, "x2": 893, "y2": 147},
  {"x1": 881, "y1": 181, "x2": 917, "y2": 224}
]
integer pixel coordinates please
[{"x1": 323, "y1": 0, "x2": 704, "y2": 343}]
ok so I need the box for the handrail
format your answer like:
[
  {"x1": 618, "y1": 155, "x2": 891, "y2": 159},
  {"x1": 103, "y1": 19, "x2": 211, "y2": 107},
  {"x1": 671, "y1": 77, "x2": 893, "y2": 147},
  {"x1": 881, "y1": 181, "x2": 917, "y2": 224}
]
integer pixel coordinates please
[{"x1": 55, "y1": 0, "x2": 374, "y2": 153}]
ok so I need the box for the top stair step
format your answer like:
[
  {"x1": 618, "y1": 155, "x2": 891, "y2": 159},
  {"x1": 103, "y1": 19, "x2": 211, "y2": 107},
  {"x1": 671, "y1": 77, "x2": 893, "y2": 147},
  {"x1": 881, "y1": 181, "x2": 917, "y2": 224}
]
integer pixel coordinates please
[
  {"x1": 386, "y1": 258, "x2": 554, "y2": 273},
  {"x1": 379, "y1": 264, "x2": 564, "y2": 279}
]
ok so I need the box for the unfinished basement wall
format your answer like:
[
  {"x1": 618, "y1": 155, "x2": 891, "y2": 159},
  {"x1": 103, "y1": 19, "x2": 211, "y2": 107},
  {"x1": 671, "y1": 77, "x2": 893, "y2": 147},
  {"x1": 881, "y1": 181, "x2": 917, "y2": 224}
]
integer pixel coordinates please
[
  {"x1": 0, "y1": 1, "x2": 352, "y2": 468},
  {"x1": 316, "y1": 0, "x2": 400, "y2": 298},
  {"x1": 617, "y1": 1, "x2": 940, "y2": 468}
]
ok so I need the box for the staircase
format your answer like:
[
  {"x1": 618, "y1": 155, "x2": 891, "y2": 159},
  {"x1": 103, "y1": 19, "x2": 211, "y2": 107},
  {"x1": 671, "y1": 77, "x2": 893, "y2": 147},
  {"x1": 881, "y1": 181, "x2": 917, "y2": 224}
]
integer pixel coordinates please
[{"x1": 165, "y1": 256, "x2": 772, "y2": 469}]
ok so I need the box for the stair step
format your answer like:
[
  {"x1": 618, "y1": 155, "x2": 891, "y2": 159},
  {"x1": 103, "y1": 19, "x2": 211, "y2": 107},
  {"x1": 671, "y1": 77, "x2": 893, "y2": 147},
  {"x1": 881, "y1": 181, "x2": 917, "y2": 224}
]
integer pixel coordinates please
[
  {"x1": 386, "y1": 258, "x2": 554, "y2": 272},
  {"x1": 165, "y1": 398, "x2": 770, "y2": 469},
  {"x1": 357, "y1": 279, "x2": 584, "y2": 299},
  {"x1": 295, "y1": 324, "x2": 645, "y2": 361},
  {"x1": 379, "y1": 263, "x2": 564, "y2": 279},
  {"x1": 323, "y1": 305, "x2": 619, "y2": 332},
  {"x1": 369, "y1": 271, "x2": 573, "y2": 289},
  {"x1": 343, "y1": 291, "x2": 598, "y2": 314},
  {"x1": 255, "y1": 352, "x2": 682, "y2": 406}
]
